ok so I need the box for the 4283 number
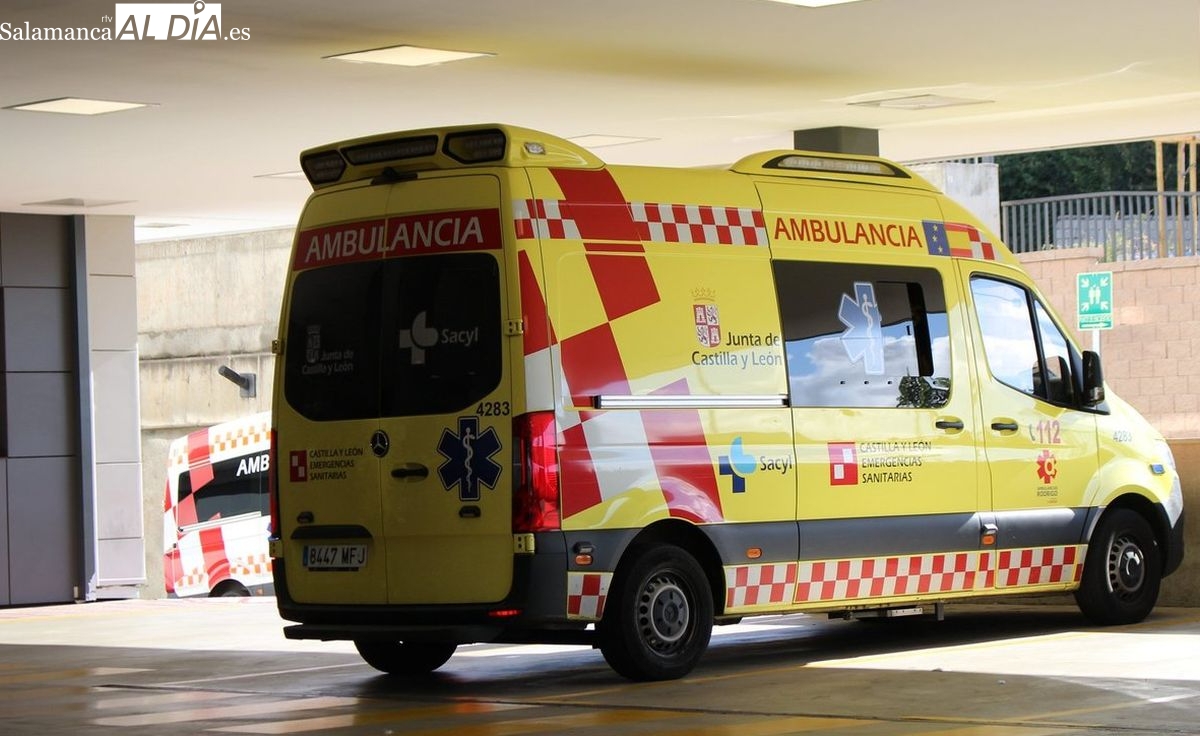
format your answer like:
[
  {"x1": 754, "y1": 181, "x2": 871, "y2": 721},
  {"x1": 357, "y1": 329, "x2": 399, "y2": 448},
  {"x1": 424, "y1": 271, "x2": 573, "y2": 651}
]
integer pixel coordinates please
[{"x1": 476, "y1": 401, "x2": 511, "y2": 417}]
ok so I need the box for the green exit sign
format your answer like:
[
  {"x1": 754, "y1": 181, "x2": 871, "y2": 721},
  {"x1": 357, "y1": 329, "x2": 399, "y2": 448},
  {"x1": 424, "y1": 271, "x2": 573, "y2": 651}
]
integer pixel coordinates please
[{"x1": 1077, "y1": 271, "x2": 1113, "y2": 330}]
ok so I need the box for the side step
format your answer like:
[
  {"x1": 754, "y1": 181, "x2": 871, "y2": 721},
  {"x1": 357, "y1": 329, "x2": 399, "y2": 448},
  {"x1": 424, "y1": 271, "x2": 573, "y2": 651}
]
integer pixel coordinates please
[{"x1": 829, "y1": 602, "x2": 946, "y2": 621}]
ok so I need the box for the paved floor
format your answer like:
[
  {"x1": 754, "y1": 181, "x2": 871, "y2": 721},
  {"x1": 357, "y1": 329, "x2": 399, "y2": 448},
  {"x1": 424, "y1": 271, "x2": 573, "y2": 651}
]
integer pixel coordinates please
[{"x1": 1, "y1": 598, "x2": 1198, "y2": 735}]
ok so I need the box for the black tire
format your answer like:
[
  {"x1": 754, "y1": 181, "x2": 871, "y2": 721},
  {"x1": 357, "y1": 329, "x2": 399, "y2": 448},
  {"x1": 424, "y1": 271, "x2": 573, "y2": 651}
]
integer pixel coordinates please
[
  {"x1": 213, "y1": 582, "x2": 250, "y2": 597},
  {"x1": 1075, "y1": 508, "x2": 1161, "y2": 625},
  {"x1": 353, "y1": 640, "x2": 457, "y2": 675},
  {"x1": 599, "y1": 545, "x2": 713, "y2": 681}
]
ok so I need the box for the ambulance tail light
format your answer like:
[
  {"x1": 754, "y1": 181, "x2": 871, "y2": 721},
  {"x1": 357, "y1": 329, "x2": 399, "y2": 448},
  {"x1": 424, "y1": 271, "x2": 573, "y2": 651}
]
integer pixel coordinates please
[
  {"x1": 513, "y1": 411, "x2": 560, "y2": 533},
  {"x1": 268, "y1": 429, "x2": 280, "y2": 543}
]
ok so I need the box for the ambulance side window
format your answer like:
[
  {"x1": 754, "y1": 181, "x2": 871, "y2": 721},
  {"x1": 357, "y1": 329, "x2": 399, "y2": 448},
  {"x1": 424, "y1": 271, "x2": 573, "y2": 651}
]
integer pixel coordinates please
[
  {"x1": 970, "y1": 276, "x2": 1078, "y2": 406},
  {"x1": 775, "y1": 262, "x2": 950, "y2": 409},
  {"x1": 180, "y1": 458, "x2": 270, "y2": 525}
]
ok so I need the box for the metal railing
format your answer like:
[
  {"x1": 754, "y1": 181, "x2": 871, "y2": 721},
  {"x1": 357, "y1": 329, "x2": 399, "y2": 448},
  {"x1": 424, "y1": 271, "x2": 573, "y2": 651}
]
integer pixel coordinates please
[{"x1": 1001, "y1": 191, "x2": 1200, "y2": 261}]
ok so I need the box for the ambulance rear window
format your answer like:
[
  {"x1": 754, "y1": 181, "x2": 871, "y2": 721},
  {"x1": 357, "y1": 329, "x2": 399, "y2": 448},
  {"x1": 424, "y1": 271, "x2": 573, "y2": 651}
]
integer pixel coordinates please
[
  {"x1": 283, "y1": 254, "x2": 501, "y2": 421},
  {"x1": 776, "y1": 262, "x2": 950, "y2": 409}
]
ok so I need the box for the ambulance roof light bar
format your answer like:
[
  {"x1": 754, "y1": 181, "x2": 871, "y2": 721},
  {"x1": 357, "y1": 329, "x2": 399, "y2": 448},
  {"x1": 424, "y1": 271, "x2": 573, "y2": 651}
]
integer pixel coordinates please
[
  {"x1": 767, "y1": 154, "x2": 906, "y2": 178},
  {"x1": 300, "y1": 129, "x2": 511, "y2": 187},
  {"x1": 299, "y1": 125, "x2": 606, "y2": 188}
]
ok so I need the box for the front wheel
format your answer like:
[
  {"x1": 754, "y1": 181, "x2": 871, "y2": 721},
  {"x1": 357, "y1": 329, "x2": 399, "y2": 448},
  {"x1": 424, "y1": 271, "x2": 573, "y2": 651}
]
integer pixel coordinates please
[
  {"x1": 353, "y1": 640, "x2": 457, "y2": 676},
  {"x1": 1075, "y1": 508, "x2": 1161, "y2": 625},
  {"x1": 599, "y1": 545, "x2": 713, "y2": 681}
]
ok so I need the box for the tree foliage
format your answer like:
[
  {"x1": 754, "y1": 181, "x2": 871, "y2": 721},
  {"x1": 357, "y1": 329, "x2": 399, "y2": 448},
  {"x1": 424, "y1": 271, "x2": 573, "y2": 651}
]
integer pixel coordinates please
[{"x1": 997, "y1": 141, "x2": 1182, "y2": 202}]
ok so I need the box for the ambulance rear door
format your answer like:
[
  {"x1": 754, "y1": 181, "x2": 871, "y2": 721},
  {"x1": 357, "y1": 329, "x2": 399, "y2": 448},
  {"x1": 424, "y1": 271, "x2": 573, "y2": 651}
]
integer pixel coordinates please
[
  {"x1": 278, "y1": 183, "x2": 391, "y2": 605},
  {"x1": 375, "y1": 173, "x2": 514, "y2": 605},
  {"x1": 280, "y1": 173, "x2": 512, "y2": 607}
]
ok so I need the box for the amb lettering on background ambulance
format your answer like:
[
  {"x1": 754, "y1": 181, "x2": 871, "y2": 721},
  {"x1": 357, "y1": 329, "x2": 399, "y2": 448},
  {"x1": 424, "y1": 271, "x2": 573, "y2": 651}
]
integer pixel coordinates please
[{"x1": 270, "y1": 125, "x2": 1184, "y2": 681}]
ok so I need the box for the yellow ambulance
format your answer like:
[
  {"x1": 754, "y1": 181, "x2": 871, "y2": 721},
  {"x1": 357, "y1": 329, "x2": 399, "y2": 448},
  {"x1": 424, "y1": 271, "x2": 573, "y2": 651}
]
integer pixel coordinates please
[{"x1": 269, "y1": 124, "x2": 1184, "y2": 681}]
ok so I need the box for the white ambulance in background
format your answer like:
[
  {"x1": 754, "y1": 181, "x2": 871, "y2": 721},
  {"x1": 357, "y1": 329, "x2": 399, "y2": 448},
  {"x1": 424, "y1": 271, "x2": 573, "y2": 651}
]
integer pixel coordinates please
[{"x1": 164, "y1": 412, "x2": 273, "y2": 597}]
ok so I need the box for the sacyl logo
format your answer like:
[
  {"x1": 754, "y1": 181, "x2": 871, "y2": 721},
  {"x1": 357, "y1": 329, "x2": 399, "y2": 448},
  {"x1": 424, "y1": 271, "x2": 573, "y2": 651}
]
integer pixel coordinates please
[
  {"x1": 398, "y1": 312, "x2": 440, "y2": 365},
  {"x1": 398, "y1": 312, "x2": 481, "y2": 365}
]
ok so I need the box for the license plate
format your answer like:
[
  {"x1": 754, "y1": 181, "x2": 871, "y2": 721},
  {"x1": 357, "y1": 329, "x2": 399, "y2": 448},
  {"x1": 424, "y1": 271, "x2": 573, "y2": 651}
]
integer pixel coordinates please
[{"x1": 302, "y1": 544, "x2": 367, "y2": 571}]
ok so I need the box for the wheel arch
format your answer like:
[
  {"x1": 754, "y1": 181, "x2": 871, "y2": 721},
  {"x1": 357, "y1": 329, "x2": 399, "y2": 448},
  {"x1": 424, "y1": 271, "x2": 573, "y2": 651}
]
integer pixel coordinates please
[
  {"x1": 615, "y1": 519, "x2": 726, "y2": 615},
  {"x1": 1086, "y1": 492, "x2": 1171, "y2": 574}
]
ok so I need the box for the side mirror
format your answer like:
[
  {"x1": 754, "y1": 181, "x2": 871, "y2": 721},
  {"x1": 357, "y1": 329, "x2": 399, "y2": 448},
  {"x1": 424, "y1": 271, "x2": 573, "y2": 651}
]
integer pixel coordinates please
[{"x1": 1082, "y1": 350, "x2": 1105, "y2": 406}]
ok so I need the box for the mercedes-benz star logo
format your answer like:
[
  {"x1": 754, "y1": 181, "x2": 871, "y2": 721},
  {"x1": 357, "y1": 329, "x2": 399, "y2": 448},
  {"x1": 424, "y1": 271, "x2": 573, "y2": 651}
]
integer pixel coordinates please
[{"x1": 370, "y1": 430, "x2": 390, "y2": 458}]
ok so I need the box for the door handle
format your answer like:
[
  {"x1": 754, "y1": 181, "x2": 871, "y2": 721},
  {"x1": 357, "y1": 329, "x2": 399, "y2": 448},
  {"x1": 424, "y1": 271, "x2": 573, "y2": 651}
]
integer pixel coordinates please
[
  {"x1": 935, "y1": 418, "x2": 964, "y2": 431},
  {"x1": 391, "y1": 463, "x2": 429, "y2": 480},
  {"x1": 990, "y1": 421, "x2": 1020, "y2": 432}
]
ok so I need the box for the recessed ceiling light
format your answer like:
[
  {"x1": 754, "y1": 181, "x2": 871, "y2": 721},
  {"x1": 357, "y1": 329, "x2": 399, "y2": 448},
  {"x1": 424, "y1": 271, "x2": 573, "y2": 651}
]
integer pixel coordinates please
[
  {"x1": 23, "y1": 197, "x2": 134, "y2": 208},
  {"x1": 325, "y1": 44, "x2": 493, "y2": 67},
  {"x1": 760, "y1": 0, "x2": 869, "y2": 7},
  {"x1": 137, "y1": 222, "x2": 187, "y2": 229},
  {"x1": 850, "y1": 94, "x2": 992, "y2": 110},
  {"x1": 6, "y1": 97, "x2": 151, "y2": 115},
  {"x1": 568, "y1": 134, "x2": 658, "y2": 148}
]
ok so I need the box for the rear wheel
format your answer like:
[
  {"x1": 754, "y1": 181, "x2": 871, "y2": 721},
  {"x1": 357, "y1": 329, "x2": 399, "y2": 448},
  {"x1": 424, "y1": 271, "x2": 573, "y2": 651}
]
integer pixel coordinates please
[
  {"x1": 1075, "y1": 508, "x2": 1161, "y2": 625},
  {"x1": 212, "y1": 581, "x2": 250, "y2": 597},
  {"x1": 599, "y1": 545, "x2": 713, "y2": 681},
  {"x1": 353, "y1": 640, "x2": 457, "y2": 675}
]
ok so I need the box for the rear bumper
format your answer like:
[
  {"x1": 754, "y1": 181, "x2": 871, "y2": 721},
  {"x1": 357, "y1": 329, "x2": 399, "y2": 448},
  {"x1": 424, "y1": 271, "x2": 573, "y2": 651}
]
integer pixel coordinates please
[{"x1": 273, "y1": 535, "x2": 576, "y2": 645}]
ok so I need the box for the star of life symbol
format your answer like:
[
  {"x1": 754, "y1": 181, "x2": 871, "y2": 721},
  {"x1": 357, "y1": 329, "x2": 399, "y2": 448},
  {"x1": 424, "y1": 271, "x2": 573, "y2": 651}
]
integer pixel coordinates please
[
  {"x1": 398, "y1": 311, "x2": 439, "y2": 365},
  {"x1": 838, "y1": 282, "x2": 885, "y2": 375},
  {"x1": 1036, "y1": 449, "x2": 1058, "y2": 484},
  {"x1": 436, "y1": 417, "x2": 503, "y2": 502},
  {"x1": 694, "y1": 303, "x2": 721, "y2": 348}
]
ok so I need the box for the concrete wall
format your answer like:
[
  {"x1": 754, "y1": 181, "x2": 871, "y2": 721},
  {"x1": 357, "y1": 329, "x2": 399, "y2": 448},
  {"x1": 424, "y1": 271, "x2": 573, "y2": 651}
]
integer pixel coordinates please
[
  {"x1": 136, "y1": 228, "x2": 290, "y2": 597},
  {"x1": 1018, "y1": 249, "x2": 1200, "y2": 440},
  {"x1": 1018, "y1": 249, "x2": 1200, "y2": 606}
]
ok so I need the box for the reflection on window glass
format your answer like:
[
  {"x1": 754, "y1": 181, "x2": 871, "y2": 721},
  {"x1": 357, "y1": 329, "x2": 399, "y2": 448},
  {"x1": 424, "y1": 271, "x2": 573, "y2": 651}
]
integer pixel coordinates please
[
  {"x1": 970, "y1": 278, "x2": 1037, "y2": 394},
  {"x1": 970, "y1": 276, "x2": 1078, "y2": 405},
  {"x1": 775, "y1": 262, "x2": 950, "y2": 408},
  {"x1": 1035, "y1": 301, "x2": 1076, "y2": 404}
]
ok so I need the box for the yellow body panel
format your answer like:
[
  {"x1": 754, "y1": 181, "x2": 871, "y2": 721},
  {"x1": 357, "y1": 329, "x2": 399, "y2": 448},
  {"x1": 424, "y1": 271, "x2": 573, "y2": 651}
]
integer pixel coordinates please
[{"x1": 273, "y1": 124, "x2": 1180, "y2": 626}]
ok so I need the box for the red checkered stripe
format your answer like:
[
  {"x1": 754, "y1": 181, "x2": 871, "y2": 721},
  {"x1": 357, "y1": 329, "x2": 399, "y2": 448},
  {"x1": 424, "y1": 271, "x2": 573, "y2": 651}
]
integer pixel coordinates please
[
  {"x1": 514, "y1": 199, "x2": 767, "y2": 246},
  {"x1": 795, "y1": 551, "x2": 994, "y2": 603},
  {"x1": 725, "y1": 563, "x2": 798, "y2": 610},
  {"x1": 513, "y1": 199, "x2": 582, "y2": 240},
  {"x1": 630, "y1": 202, "x2": 767, "y2": 246},
  {"x1": 996, "y1": 545, "x2": 1084, "y2": 587},
  {"x1": 229, "y1": 553, "x2": 273, "y2": 578},
  {"x1": 566, "y1": 572, "x2": 612, "y2": 620},
  {"x1": 210, "y1": 419, "x2": 270, "y2": 456}
]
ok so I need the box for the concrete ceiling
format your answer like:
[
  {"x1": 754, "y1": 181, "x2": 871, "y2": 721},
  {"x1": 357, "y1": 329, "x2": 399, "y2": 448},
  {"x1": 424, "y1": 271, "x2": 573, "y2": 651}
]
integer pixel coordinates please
[{"x1": 1, "y1": 0, "x2": 1198, "y2": 241}]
